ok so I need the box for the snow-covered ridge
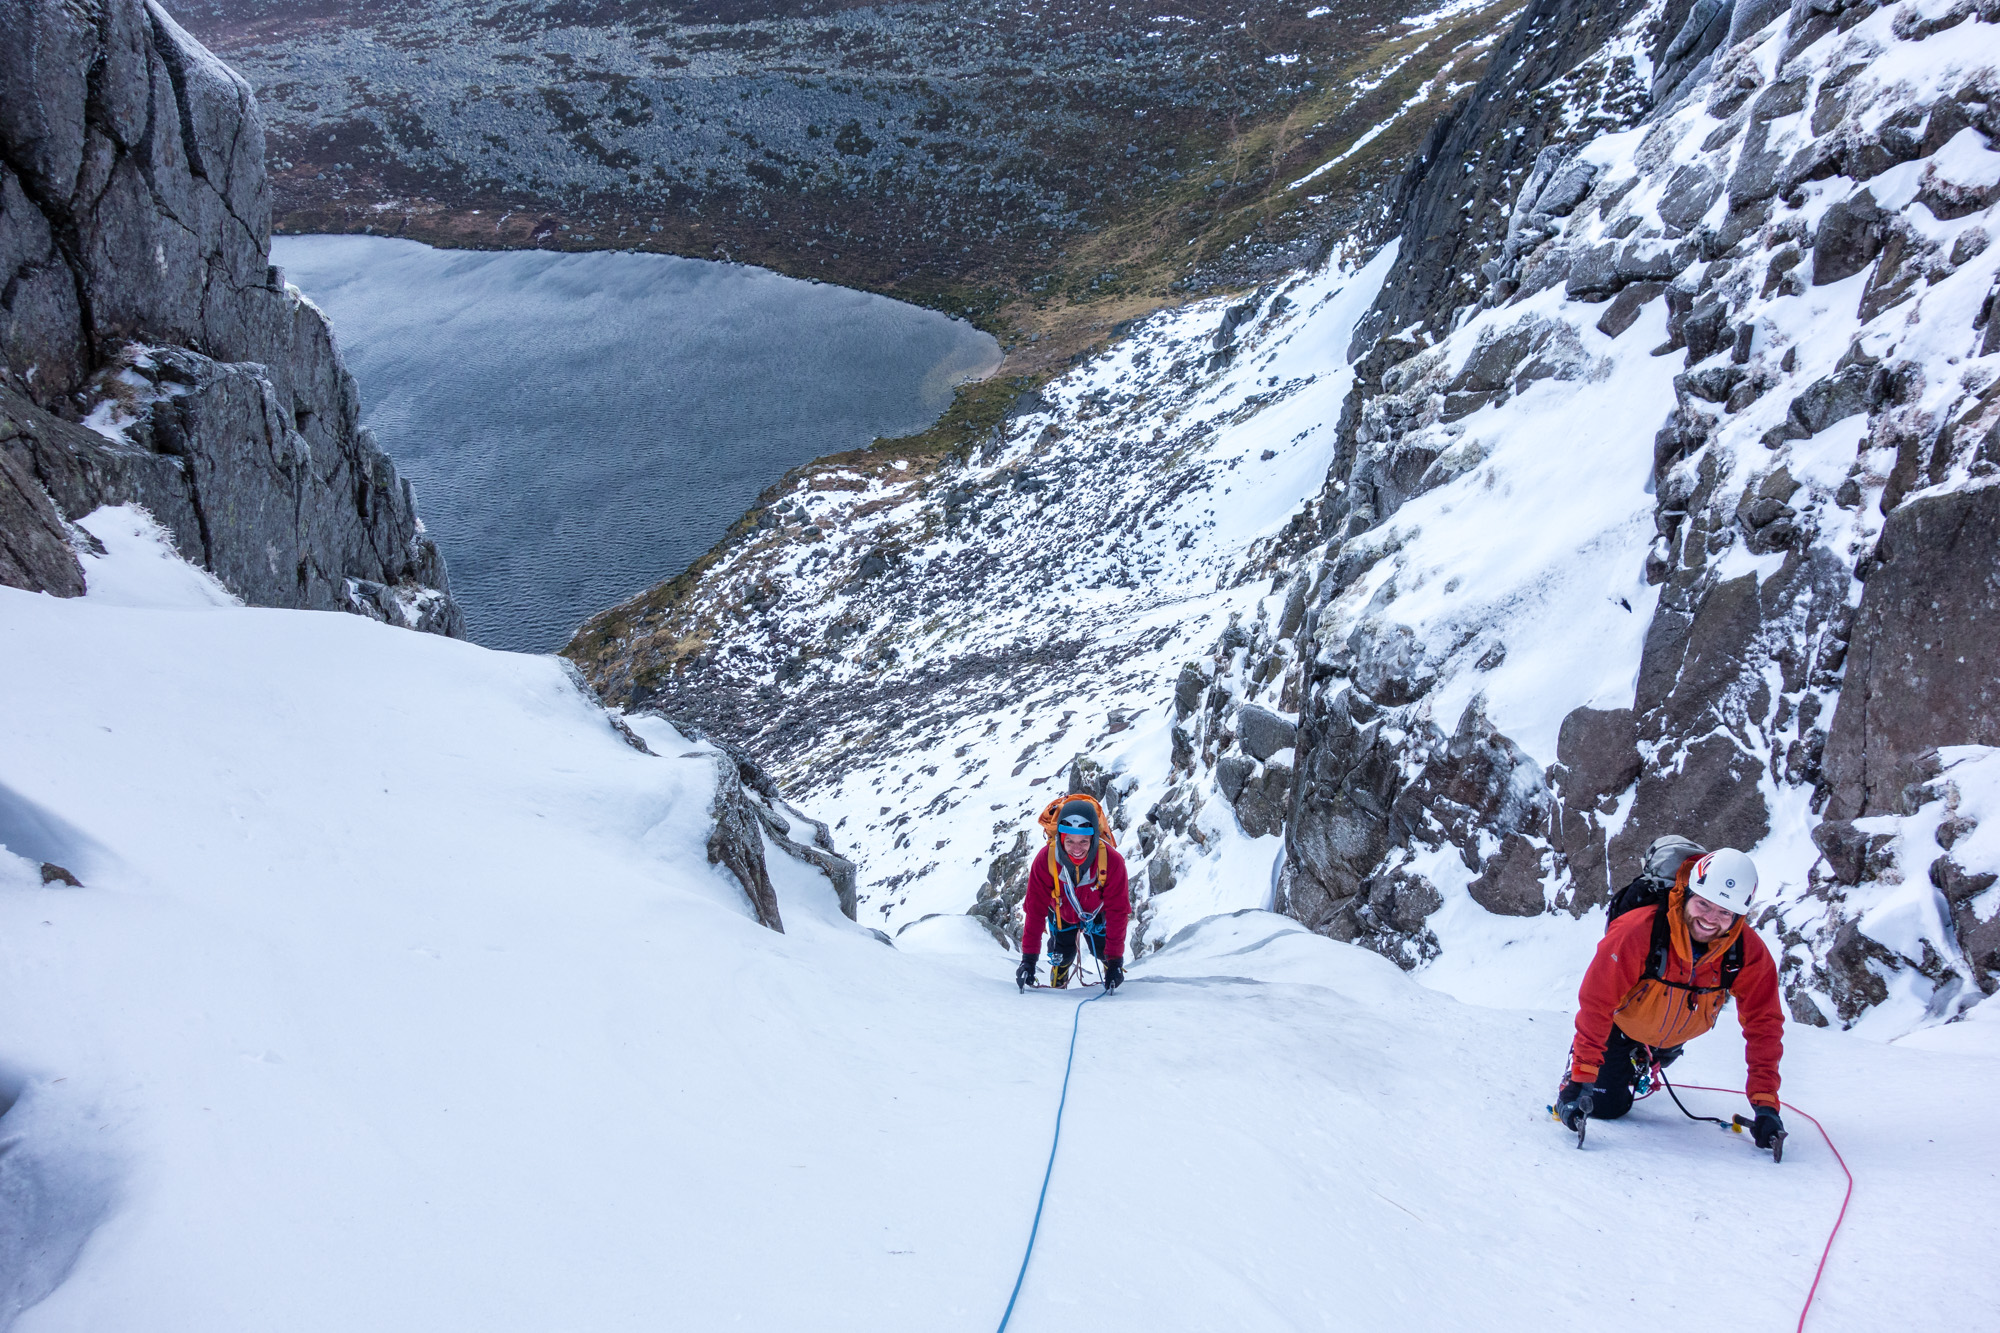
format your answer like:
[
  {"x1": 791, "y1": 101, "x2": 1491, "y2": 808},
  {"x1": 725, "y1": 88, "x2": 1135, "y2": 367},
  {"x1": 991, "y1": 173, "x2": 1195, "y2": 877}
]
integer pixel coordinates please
[{"x1": 0, "y1": 506, "x2": 886, "y2": 1323}]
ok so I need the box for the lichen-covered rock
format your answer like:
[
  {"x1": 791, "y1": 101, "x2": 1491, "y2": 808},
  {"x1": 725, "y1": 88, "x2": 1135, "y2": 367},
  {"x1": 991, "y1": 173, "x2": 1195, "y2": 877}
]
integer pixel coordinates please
[
  {"x1": 1469, "y1": 834, "x2": 1553, "y2": 916},
  {"x1": 1596, "y1": 281, "x2": 1669, "y2": 337},
  {"x1": 1812, "y1": 189, "x2": 1888, "y2": 284},
  {"x1": 1549, "y1": 706, "x2": 1641, "y2": 908},
  {"x1": 1234, "y1": 754, "x2": 1293, "y2": 839},
  {"x1": 1283, "y1": 688, "x2": 1403, "y2": 930},
  {"x1": 1174, "y1": 663, "x2": 1207, "y2": 717},
  {"x1": 971, "y1": 830, "x2": 1035, "y2": 945},
  {"x1": 1349, "y1": 620, "x2": 1436, "y2": 705},
  {"x1": 1216, "y1": 751, "x2": 1256, "y2": 804}
]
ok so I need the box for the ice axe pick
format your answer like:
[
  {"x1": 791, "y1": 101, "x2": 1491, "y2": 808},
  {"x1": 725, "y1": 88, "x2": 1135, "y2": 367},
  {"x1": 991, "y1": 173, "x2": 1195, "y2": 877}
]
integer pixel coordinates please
[{"x1": 1730, "y1": 1114, "x2": 1786, "y2": 1162}]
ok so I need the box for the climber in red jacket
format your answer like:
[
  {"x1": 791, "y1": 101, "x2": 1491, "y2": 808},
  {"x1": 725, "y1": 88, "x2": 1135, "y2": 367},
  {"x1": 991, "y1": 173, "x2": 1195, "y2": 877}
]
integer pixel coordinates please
[
  {"x1": 1015, "y1": 795, "x2": 1132, "y2": 991},
  {"x1": 1556, "y1": 847, "x2": 1787, "y2": 1151}
]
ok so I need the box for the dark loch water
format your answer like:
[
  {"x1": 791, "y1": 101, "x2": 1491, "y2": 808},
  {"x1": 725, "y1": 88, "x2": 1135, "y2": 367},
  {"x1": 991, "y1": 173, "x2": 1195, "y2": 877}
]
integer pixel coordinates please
[{"x1": 274, "y1": 236, "x2": 1000, "y2": 652}]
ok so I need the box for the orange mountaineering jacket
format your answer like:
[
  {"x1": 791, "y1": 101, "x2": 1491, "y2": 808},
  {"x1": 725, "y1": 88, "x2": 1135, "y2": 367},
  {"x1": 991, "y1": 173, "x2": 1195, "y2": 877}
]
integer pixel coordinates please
[{"x1": 1568, "y1": 880, "x2": 1786, "y2": 1108}]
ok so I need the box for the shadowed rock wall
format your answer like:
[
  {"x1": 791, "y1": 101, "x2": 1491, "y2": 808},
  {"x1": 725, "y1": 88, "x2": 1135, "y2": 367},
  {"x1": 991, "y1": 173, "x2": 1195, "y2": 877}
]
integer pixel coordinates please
[{"x1": 1821, "y1": 486, "x2": 2000, "y2": 821}]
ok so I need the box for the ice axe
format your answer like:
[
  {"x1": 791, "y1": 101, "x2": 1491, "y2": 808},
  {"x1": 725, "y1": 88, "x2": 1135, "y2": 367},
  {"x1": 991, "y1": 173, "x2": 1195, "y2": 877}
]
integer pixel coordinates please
[
  {"x1": 1731, "y1": 1113, "x2": 1787, "y2": 1163},
  {"x1": 1547, "y1": 1104, "x2": 1587, "y2": 1149}
]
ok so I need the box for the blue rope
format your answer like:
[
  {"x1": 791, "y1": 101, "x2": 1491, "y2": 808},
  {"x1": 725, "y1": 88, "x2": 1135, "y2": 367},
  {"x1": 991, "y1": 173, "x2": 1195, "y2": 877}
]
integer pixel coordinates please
[{"x1": 996, "y1": 988, "x2": 1111, "y2": 1332}]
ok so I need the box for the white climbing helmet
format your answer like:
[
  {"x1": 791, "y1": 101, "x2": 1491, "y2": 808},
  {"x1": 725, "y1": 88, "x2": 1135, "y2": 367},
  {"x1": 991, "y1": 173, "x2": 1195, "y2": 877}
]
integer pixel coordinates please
[{"x1": 1688, "y1": 848, "x2": 1758, "y2": 916}]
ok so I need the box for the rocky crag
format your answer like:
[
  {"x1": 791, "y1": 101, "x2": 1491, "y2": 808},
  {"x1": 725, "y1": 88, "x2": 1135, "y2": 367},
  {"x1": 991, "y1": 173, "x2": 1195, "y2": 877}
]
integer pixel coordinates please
[
  {"x1": 3, "y1": 0, "x2": 861, "y2": 956},
  {"x1": 575, "y1": 0, "x2": 2000, "y2": 1035},
  {"x1": 2, "y1": 0, "x2": 460, "y2": 632},
  {"x1": 1273, "y1": 0, "x2": 2000, "y2": 1030}
]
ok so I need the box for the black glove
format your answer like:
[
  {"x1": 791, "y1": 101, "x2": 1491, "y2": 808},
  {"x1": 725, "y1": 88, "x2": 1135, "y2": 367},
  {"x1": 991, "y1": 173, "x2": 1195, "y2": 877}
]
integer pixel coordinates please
[
  {"x1": 1102, "y1": 959, "x2": 1124, "y2": 992},
  {"x1": 1015, "y1": 954, "x2": 1038, "y2": 990},
  {"x1": 1555, "y1": 1081, "x2": 1595, "y2": 1131},
  {"x1": 1751, "y1": 1105, "x2": 1785, "y2": 1150}
]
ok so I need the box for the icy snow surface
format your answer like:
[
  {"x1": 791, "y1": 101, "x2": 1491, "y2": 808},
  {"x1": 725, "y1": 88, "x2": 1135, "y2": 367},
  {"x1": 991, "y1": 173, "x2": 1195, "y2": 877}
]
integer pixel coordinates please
[{"x1": 0, "y1": 505, "x2": 1995, "y2": 1329}]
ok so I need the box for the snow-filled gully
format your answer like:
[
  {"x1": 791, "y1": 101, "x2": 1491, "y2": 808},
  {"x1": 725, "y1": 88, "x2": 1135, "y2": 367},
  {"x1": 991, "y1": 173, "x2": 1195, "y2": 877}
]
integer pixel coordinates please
[{"x1": 1, "y1": 520, "x2": 1995, "y2": 1329}]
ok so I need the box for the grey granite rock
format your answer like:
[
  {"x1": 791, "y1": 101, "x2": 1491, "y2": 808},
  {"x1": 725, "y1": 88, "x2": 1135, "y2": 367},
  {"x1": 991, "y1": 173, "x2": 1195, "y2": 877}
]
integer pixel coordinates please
[
  {"x1": 1812, "y1": 189, "x2": 1887, "y2": 285},
  {"x1": 0, "y1": 0, "x2": 459, "y2": 631},
  {"x1": 1468, "y1": 834, "x2": 1551, "y2": 916},
  {"x1": 1821, "y1": 486, "x2": 2000, "y2": 820},
  {"x1": 1596, "y1": 281, "x2": 1668, "y2": 338},
  {"x1": 704, "y1": 752, "x2": 785, "y2": 933},
  {"x1": 1234, "y1": 754, "x2": 1293, "y2": 839},
  {"x1": 1658, "y1": 162, "x2": 1724, "y2": 232},
  {"x1": 0, "y1": 433, "x2": 83, "y2": 596},
  {"x1": 1174, "y1": 663, "x2": 1206, "y2": 717},
  {"x1": 1235, "y1": 704, "x2": 1298, "y2": 763},
  {"x1": 1215, "y1": 751, "x2": 1256, "y2": 804}
]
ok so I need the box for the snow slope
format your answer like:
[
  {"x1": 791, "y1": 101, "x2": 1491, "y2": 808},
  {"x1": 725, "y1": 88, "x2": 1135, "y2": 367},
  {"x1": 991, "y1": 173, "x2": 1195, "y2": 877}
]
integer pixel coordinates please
[
  {"x1": 573, "y1": 246, "x2": 1409, "y2": 951},
  {"x1": 2, "y1": 508, "x2": 1996, "y2": 1328}
]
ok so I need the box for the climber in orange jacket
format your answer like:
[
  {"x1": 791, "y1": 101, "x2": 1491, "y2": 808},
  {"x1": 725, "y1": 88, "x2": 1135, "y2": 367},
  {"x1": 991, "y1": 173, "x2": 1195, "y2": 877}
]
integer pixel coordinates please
[{"x1": 1556, "y1": 847, "x2": 1786, "y2": 1150}]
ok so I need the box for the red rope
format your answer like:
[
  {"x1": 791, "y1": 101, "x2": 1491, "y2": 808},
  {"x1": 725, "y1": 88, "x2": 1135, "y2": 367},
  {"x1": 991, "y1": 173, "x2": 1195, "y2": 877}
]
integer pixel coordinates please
[{"x1": 1670, "y1": 1084, "x2": 1855, "y2": 1333}]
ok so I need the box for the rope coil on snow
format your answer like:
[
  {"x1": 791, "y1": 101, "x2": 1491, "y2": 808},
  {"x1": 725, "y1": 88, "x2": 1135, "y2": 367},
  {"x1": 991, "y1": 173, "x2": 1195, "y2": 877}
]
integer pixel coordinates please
[
  {"x1": 1670, "y1": 1083, "x2": 1855, "y2": 1332},
  {"x1": 995, "y1": 987, "x2": 1111, "y2": 1332}
]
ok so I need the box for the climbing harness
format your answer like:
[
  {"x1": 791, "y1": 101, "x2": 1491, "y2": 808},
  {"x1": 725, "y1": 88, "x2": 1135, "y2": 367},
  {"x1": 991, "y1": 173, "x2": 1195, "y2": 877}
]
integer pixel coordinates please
[
  {"x1": 995, "y1": 987, "x2": 1112, "y2": 1332},
  {"x1": 1054, "y1": 854, "x2": 1106, "y2": 935},
  {"x1": 1038, "y1": 926, "x2": 1105, "y2": 991},
  {"x1": 1042, "y1": 863, "x2": 1107, "y2": 990}
]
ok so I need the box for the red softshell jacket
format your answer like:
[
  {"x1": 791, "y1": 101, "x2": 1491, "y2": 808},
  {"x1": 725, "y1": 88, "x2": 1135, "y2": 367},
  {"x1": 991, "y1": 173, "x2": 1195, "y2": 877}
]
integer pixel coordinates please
[
  {"x1": 1569, "y1": 902, "x2": 1786, "y2": 1107},
  {"x1": 1021, "y1": 845, "x2": 1132, "y2": 961}
]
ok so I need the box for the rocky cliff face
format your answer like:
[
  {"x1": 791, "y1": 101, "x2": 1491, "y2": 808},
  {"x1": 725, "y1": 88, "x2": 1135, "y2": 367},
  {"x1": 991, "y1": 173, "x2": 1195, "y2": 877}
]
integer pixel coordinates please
[
  {"x1": 1276, "y1": 0, "x2": 2000, "y2": 1029},
  {"x1": 1, "y1": 0, "x2": 459, "y2": 632}
]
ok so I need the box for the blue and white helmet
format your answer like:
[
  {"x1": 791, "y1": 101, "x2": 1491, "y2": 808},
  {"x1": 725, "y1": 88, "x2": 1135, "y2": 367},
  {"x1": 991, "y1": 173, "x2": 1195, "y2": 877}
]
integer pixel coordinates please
[
  {"x1": 1689, "y1": 848, "x2": 1758, "y2": 916},
  {"x1": 1055, "y1": 798, "x2": 1099, "y2": 840}
]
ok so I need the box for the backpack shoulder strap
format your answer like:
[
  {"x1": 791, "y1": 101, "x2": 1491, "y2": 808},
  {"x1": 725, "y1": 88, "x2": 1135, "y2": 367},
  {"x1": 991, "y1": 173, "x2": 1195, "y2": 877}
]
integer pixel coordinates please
[
  {"x1": 1643, "y1": 901, "x2": 1672, "y2": 981},
  {"x1": 1721, "y1": 934, "x2": 1745, "y2": 992}
]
